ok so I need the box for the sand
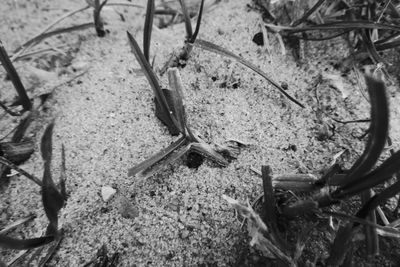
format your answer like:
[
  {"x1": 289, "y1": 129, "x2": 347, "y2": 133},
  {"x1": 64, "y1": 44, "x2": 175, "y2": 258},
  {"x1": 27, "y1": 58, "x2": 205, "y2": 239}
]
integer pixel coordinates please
[{"x1": 1, "y1": 0, "x2": 400, "y2": 266}]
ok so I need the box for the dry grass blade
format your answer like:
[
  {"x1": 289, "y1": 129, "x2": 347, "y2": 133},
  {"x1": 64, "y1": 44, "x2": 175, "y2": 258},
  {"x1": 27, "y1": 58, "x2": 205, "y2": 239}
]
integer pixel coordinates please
[
  {"x1": 0, "y1": 40, "x2": 32, "y2": 110},
  {"x1": 41, "y1": 122, "x2": 64, "y2": 235},
  {"x1": 127, "y1": 31, "x2": 180, "y2": 135},
  {"x1": 0, "y1": 214, "x2": 35, "y2": 235},
  {"x1": 266, "y1": 21, "x2": 400, "y2": 34},
  {"x1": 0, "y1": 234, "x2": 54, "y2": 250},
  {"x1": 0, "y1": 101, "x2": 21, "y2": 116},
  {"x1": 128, "y1": 136, "x2": 187, "y2": 177},
  {"x1": 143, "y1": 0, "x2": 155, "y2": 62},
  {"x1": 223, "y1": 195, "x2": 296, "y2": 267},
  {"x1": 0, "y1": 156, "x2": 42, "y2": 186},
  {"x1": 190, "y1": 142, "x2": 229, "y2": 167},
  {"x1": 261, "y1": 166, "x2": 287, "y2": 252},
  {"x1": 178, "y1": 0, "x2": 193, "y2": 39},
  {"x1": 194, "y1": 39, "x2": 304, "y2": 108}
]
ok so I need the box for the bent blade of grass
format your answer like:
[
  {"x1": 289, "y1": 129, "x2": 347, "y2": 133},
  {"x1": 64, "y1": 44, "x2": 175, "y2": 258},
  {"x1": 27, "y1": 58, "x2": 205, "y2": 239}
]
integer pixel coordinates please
[
  {"x1": 0, "y1": 234, "x2": 54, "y2": 250},
  {"x1": 194, "y1": 39, "x2": 304, "y2": 108},
  {"x1": 178, "y1": 0, "x2": 193, "y2": 39},
  {"x1": 144, "y1": 0, "x2": 155, "y2": 62},
  {"x1": 12, "y1": 23, "x2": 94, "y2": 61},
  {"x1": 13, "y1": 5, "x2": 91, "y2": 56},
  {"x1": 127, "y1": 31, "x2": 180, "y2": 135},
  {"x1": 128, "y1": 136, "x2": 187, "y2": 177},
  {"x1": 190, "y1": 0, "x2": 205, "y2": 43},
  {"x1": 0, "y1": 40, "x2": 32, "y2": 110},
  {"x1": 337, "y1": 76, "x2": 388, "y2": 189},
  {"x1": 41, "y1": 122, "x2": 64, "y2": 235}
]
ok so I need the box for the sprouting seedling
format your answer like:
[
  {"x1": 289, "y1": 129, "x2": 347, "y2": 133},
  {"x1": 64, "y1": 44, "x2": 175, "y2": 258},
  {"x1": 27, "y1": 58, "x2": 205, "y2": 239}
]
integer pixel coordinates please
[
  {"x1": 92, "y1": 0, "x2": 108, "y2": 37},
  {"x1": 178, "y1": 0, "x2": 205, "y2": 43},
  {"x1": 160, "y1": 0, "x2": 205, "y2": 73},
  {"x1": 0, "y1": 40, "x2": 32, "y2": 111},
  {"x1": 127, "y1": 31, "x2": 229, "y2": 178},
  {"x1": 41, "y1": 121, "x2": 66, "y2": 236},
  {"x1": 128, "y1": 67, "x2": 229, "y2": 179}
]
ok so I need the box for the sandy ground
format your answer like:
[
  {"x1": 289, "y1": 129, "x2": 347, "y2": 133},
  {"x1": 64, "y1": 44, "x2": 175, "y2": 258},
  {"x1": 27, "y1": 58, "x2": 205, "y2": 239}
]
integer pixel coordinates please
[{"x1": 1, "y1": 0, "x2": 400, "y2": 266}]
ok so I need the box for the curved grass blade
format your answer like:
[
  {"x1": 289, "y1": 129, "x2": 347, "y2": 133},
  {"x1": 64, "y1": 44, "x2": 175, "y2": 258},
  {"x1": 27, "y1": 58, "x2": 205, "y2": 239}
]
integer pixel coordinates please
[
  {"x1": 335, "y1": 76, "x2": 388, "y2": 192},
  {"x1": 12, "y1": 23, "x2": 94, "y2": 60},
  {"x1": 190, "y1": 0, "x2": 205, "y2": 43},
  {"x1": 127, "y1": 31, "x2": 180, "y2": 135},
  {"x1": 41, "y1": 122, "x2": 64, "y2": 235},
  {"x1": 0, "y1": 234, "x2": 54, "y2": 250},
  {"x1": 178, "y1": 0, "x2": 193, "y2": 39},
  {"x1": 194, "y1": 39, "x2": 304, "y2": 108},
  {"x1": 0, "y1": 40, "x2": 31, "y2": 110},
  {"x1": 12, "y1": 5, "x2": 91, "y2": 58},
  {"x1": 143, "y1": 0, "x2": 155, "y2": 62}
]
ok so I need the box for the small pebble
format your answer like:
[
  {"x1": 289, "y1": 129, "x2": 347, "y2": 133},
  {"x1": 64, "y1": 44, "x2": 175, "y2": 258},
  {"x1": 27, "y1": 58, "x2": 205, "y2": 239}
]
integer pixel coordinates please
[{"x1": 101, "y1": 186, "x2": 116, "y2": 202}]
